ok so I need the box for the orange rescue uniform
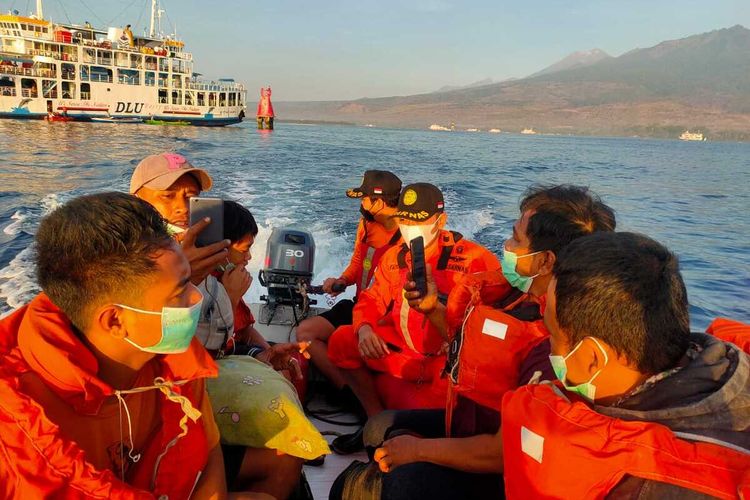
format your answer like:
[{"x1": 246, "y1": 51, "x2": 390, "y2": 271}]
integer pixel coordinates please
[
  {"x1": 328, "y1": 230, "x2": 500, "y2": 409},
  {"x1": 0, "y1": 294, "x2": 220, "y2": 498},
  {"x1": 339, "y1": 218, "x2": 401, "y2": 298}
]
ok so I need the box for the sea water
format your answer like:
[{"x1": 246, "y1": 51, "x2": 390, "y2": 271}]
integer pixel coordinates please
[{"x1": 0, "y1": 121, "x2": 748, "y2": 329}]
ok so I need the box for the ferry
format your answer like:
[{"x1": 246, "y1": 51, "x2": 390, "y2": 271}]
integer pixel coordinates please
[
  {"x1": 521, "y1": 128, "x2": 537, "y2": 135},
  {"x1": 0, "y1": 0, "x2": 246, "y2": 126},
  {"x1": 679, "y1": 130, "x2": 706, "y2": 141}
]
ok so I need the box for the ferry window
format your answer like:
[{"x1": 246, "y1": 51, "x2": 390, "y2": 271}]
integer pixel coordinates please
[
  {"x1": 159, "y1": 58, "x2": 168, "y2": 72},
  {"x1": 90, "y1": 66, "x2": 112, "y2": 83},
  {"x1": 62, "y1": 63, "x2": 75, "y2": 80},
  {"x1": 83, "y1": 48, "x2": 95, "y2": 63},
  {"x1": 42, "y1": 79, "x2": 57, "y2": 98},
  {"x1": 81, "y1": 83, "x2": 90, "y2": 100},
  {"x1": 219, "y1": 93, "x2": 226, "y2": 106},
  {"x1": 197, "y1": 92, "x2": 205, "y2": 106},
  {"x1": 61, "y1": 81, "x2": 75, "y2": 99},
  {"x1": 228, "y1": 93, "x2": 236, "y2": 106},
  {"x1": 115, "y1": 52, "x2": 128, "y2": 67},
  {"x1": 97, "y1": 50, "x2": 112, "y2": 65},
  {"x1": 21, "y1": 78, "x2": 37, "y2": 98},
  {"x1": 80, "y1": 65, "x2": 90, "y2": 81},
  {"x1": 208, "y1": 92, "x2": 216, "y2": 106},
  {"x1": 118, "y1": 69, "x2": 139, "y2": 85},
  {"x1": 171, "y1": 90, "x2": 182, "y2": 105},
  {"x1": 130, "y1": 54, "x2": 142, "y2": 69},
  {"x1": 171, "y1": 76, "x2": 182, "y2": 88},
  {"x1": 159, "y1": 89, "x2": 167, "y2": 104},
  {"x1": 0, "y1": 76, "x2": 16, "y2": 97},
  {"x1": 185, "y1": 91, "x2": 194, "y2": 106},
  {"x1": 145, "y1": 71, "x2": 155, "y2": 86}
]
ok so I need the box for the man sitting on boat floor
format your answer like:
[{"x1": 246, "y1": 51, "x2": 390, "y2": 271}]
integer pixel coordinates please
[
  {"x1": 295, "y1": 170, "x2": 403, "y2": 413},
  {"x1": 131, "y1": 153, "x2": 313, "y2": 500},
  {"x1": 0, "y1": 192, "x2": 234, "y2": 498},
  {"x1": 330, "y1": 184, "x2": 617, "y2": 499},
  {"x1": 326, "y1": 182, "x2": 500, "y2": 454}
]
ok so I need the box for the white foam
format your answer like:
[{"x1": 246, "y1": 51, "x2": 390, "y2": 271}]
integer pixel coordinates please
[
  {"x1": 0, "y1": 193, "x2": 67, "y2": 315},
  {"x1": 2, "y1": 211, "x2": 27, "y2": 236}
]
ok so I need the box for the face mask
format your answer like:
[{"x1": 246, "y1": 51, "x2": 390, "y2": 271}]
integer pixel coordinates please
[
  {"x1": 399, "y1": 220, "x2": 439, "y2": 248},
  {"x1": 549, "y1": 337, "x2": 609, "y2": 402},
  {"x1": 501, "y1": 248, "x2": 543, "y2": 292},
  {"x1": 118, "y1": 293, "x2": 203, "y2": 354}
]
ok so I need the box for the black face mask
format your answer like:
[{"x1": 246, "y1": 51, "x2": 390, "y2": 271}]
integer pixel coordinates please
[{"x1": 360, "y1": 205, "x2": 376, "y2": 222}]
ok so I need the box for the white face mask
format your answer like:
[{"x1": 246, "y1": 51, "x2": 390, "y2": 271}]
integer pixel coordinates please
[{"x1": 399, "y1": 220, "x2": 440, "y2": 248}]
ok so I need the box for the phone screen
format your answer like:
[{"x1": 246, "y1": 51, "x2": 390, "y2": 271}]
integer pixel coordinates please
[
  {"x1": 410, "y1": 236, "x2": 427, "y2": 296},
  {"x1": 189, "y1": 197, "x2": 224, "y2": 247}
]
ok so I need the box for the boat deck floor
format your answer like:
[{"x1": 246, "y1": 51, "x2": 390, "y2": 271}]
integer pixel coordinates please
[{"x1": 305, "y1": 416, "x2": 367, "y2": 499}]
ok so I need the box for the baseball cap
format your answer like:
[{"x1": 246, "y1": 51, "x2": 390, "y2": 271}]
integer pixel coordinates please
[
  {"x1": 346, "y1": 170, "x2": 402, "y2": 199},
  {"x1": 129, "y1": 153, "x2": 212, "y2": 194},
  {"x1": 395, "y1": 183, "x2": 445, "y2": 222}
]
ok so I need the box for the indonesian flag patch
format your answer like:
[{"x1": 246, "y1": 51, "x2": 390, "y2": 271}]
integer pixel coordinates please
[{"x1": 374, "y1": 187, "x2": 383, "y2": 194}]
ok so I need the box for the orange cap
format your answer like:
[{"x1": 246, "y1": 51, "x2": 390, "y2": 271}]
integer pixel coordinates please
[{"x1": 129, "y1": 152, "x2": 212, "y2": 194}]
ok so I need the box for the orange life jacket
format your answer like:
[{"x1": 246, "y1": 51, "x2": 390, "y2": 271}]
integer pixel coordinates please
[
  {"x1": 340, "y1": 219, "x2": 402, "y2": 298},
  {"x1": 502, "y1": 381, "x2": 750, "y2": 499},
  {"x1": 445, "y1": 290, "x2": 548, "y2": 434},
  {"x1": 707, "y1": 317, "x2": 750, "y2": 352},
  {"x1": 0, "y1": 294, "x2": 218, "y2": 499},
  {"x1": 352, "y1": 230, "x2": 501, "y2": 382}
]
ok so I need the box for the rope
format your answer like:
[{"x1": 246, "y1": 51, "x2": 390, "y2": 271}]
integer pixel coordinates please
[
  {"x1": 78, "y1": 0, "x2": 105, "y2": 26},
  {"x1": 107, "y1": 0, "x2": 139, "y2": 29}
]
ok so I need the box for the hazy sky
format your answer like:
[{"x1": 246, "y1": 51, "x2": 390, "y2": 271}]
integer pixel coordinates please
[{"x1": 15, "y1": 0, "x2": 750, "y2": 101}]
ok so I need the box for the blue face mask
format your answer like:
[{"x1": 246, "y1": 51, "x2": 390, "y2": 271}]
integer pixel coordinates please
[
  {"x1": 501, "y1": 248, "x2": 543, "y2": 292},
  {"x1": 118, "y1": 291, "x2": 203, "y2": 354},
  {"x1": 548, "y1": 337, "x2": 609, "y2": 402}
]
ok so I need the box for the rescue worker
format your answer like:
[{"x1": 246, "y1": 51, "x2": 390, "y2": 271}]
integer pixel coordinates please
[
  {"x1": 327, "y1": 182, "x2": 500, "y2": 454},
  {"x1": 0, "y1": 193, "x2": 227, "y2": 497},
  {"x1": 296, "y1": 169, "x2": 402, "y2": 399},
  {"x1": 502, "y1": 231, "x2": 750, "y2": 498},
  {"x1": 131, "y1": 153, "x2": 304, "y2": 499},
  {"x1": 331, "y1": 185, "x2": 616, "y2": 498}
]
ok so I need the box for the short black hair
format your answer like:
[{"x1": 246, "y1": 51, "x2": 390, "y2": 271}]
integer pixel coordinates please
[
  {"x1": 36, "y1": 192, "x2": 174, "y2": 330},
  {"x1": 520, "y1": 184, "x2": 616, "y2": 254},
  {"x1": 553, "y1": 232, "x2": 690, "y2": 374},
  {"x1": 223, "y1": 200, "x2": 258, "y2": 243},
  {"x1": 380, "y1": 193, "x2": 400, "y2": 208}
]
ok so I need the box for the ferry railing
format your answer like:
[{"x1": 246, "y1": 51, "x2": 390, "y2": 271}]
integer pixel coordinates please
[
  {"x1": 0, "y1": 87, "x2": 16, "y2": 97},
  {"x1": 1, "y1": 66, "x2": 57, "y2": 78},
  {"x1": 90, "y1": 74, "x2": 113, "y2": 83},
  {"x1": 80, "y1": 91, "x2": 90, "y2": 100},
  {"x1": 186, "y1": 82, "x2": 247, "y2": 92}
]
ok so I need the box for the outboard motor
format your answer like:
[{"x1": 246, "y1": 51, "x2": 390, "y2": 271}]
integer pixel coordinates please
[{"x1": 257, "y1": 228, "x2": 317, "y2": 325}]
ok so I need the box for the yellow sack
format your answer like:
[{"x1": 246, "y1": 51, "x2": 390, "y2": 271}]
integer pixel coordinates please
[{"x1": 207, "y1": 356, "x2": 330, "y2": 460}]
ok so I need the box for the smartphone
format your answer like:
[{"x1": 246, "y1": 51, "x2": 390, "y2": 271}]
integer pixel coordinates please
[
  {"x1": 410, "y1": 236, "x2": 428, "y2": 296},
  {"x1": 189, "y1": 197, "x2": 224, "y2": 247}
]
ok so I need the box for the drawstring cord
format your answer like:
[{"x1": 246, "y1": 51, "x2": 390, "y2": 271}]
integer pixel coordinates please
[{"x1": 114, "y1": 377, "x2": 203, "y2": 483}]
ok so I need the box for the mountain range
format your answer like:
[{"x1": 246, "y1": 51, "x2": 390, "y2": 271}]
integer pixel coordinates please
[{"x1": 275, "y1": 26, "x2": 750, "y2": 140}]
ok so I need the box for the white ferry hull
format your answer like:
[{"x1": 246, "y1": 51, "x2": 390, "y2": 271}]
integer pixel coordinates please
[{"x1": 1, "y1": 92, "x2": 245, "y2": 126}]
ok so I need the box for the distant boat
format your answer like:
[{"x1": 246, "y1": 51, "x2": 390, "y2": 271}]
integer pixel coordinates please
[
  {"x1": 429, "y1": 124, "x2": 451, "y2": 131},
  {"x1": 90, "y1": 116, "x2": 141, "y2": 123},
  {"x1": 45, "y1": 113, "x2": 73, "y2": 122},
  {"x1": 679, "y1": 130, "x2": 706, "y2": 141},
  {"x1": 521, "y1": 128, "x2": 537, "y2": 135},
  {"x1": 466, "y1": 128, "x2": 480, "y2": 132},
  {"x1": 144, "y1": 118, "x2": 189, "y2": 126},
  {"x1": 489, "y1": 128, "x2": 501, "y2": 133},
  {"x1": 364, "y1": 124, "x2": 374, "y2": 128}
]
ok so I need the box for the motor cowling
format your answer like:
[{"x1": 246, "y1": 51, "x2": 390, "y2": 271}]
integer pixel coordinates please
[{"x1": 258, "y1": 228, "x2": 316, "y2": 307}]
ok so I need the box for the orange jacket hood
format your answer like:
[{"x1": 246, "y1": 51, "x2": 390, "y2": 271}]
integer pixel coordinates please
[{"x1": 1, "y1": 293, "x2": 218, "y2": 415}]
